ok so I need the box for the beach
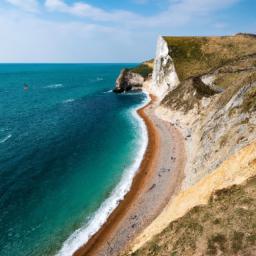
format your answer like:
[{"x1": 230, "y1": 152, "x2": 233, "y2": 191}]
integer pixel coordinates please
[{"x1": 74, "y1": 95, "x2": 186, "y2": 256}]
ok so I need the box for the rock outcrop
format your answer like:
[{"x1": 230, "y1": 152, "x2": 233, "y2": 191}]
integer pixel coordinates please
[
  {"x1": 113, "y1": 69, "x2": 145, "y2": 93},
  {"x1": 113, "y1": 61, "x2": 153, "y2": 93}
]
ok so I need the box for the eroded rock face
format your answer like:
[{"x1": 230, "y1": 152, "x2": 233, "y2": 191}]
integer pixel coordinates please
[
  {"x1": 159, "y1": 72, "x2": 256, "y2": 189},
  {"x1": 149, "y1": 36, "x2": 180, "y2": 99},
  {"x1": 113, "y1": 69, "x2": 144, "y2": 93},
  {"x1": 157, "y1": 45, "x2": 256, "y2": 188}
]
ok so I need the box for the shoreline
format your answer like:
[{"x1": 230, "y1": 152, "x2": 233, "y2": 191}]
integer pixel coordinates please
[
  {"x1": 56, "y1": 93, "x2": 150, "y2": 256},
  {"x1": 74, "y1": 94, "x2": 186, "y2": 256},
  {"x1": 74, "y1": 94, "x2": 159, "y2": 256}
]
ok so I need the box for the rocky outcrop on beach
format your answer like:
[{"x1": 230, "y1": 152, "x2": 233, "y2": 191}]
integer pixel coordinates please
[
  {"x1": 113, "y1": 69, "x2": 145, "y2": 93},
  {"x1": 113, "y1": 61, "x2": 153, "y2": 93},
  {"x1": 122, "y1": 34, "x2": 256, "y2": 255}
]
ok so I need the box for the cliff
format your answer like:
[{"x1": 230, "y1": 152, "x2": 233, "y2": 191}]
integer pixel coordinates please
[
  {"x1": 157, "y1": 34, "x2": 256, "y2": 188},
  {"x1": 148, "y1": 34, "x2": 256, "y2": 98},
  {"x1": 119, "y1": 33, "x2": 256, "y2": 256}
]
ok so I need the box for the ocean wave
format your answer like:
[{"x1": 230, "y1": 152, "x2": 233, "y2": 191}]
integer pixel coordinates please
[
  {"x1": 123, "y1": 92, "x2": 144, "y2": 96},
  {"x1": 103, "y1": 89, "x2": 113, "y2": 94},
  {"x1": 63, "y1": 99, "x2": 75, "y2": 104},
  {"x1": 56, "y1": 93, "x2": 150, "y2": 256},
  {"x1": 0, "y1": 134, "x2": 12, "y2": 144},
  {"x1": 45, "y1": 84, "x2": 63, "y2": 89}
]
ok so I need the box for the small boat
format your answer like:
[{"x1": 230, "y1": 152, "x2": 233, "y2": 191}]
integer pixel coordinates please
[{"x1": 24, "y1": 84, "x2": 29, "y2": 91}]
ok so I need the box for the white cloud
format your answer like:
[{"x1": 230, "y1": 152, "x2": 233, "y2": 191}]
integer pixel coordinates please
[
  {"x1": 167, "y1": 0, "x2": 239, "y2": 14},
  {"x1": 5, "y1": 0, "x2": 39, "y2": 12},
  {"x1": 0, "y1": 0, "x2": 243, "y2": 62},
  {"x1": 44, "y1": 0, "x2": 239, "y2": 29},
  {"x1": 143, "y1": 0, "x2": 240, "y2": 28},
  {"x1": 0, "y1": 8, "x2": 154, "y2": 62},
  {"x1": 45, "y1": 0, "x2": 138, "y2": 22}
]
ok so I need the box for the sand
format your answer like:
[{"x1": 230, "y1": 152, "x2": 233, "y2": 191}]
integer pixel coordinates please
[{"x1": 74, "y1": 95, "x2": 186, "y2": 256}]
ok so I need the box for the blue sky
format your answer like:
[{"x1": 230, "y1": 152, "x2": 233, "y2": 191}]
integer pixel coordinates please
[{"x1": 0, "y1": 0, "x2": 255, "y2": 62}]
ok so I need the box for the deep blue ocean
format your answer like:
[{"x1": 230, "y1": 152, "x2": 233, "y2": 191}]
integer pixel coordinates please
[{"x1": 0, "y1": 64, "x2": 147, "y2": 256}]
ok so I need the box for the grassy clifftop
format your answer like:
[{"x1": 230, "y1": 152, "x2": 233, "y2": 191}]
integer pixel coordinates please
[
  {"x1": 128, "y1": 59, "x2": 154, "y2": 78},
  {"x1": 129, "y1": 176, "x2": 256, "y2": 256},
  {"x1": 164, "y1": 34, "x2": 256, "y2": 81}
]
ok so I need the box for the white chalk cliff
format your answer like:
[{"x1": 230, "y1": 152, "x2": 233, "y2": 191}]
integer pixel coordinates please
[{"x1": 149, "y1": 36, "x2": 180, "y2": 99}]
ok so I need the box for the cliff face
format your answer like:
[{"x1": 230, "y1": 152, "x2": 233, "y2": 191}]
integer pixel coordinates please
[
  {"x1": 144, "y1": 34, "x2": 256, "y2": 188},
  {"x1": 123, "y1": 34, "x2": 256, "y2": 255},
  {"x1": 148, "y1": 34, "x2": 256, "y2": 98},
  {"x1": 158, "y1": 48, "x2": 256, "y2": 189},
  {"x1": 149, "y1": 36, "x2": 180, "y2": 98}
]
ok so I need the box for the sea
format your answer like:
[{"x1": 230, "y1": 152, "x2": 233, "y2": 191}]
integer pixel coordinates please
[{"x1": 0, "y1": 64, "x2": 148, "y2": 256}]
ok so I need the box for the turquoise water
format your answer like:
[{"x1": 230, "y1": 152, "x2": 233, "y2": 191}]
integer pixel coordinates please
[{"x1": 0, "y1": 64, "x2": 147, "y2": 256}]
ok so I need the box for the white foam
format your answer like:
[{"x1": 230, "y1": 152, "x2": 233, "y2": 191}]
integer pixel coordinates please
[
  {"x1": 123, "y1": 92, "x2": 145, "y2": 96},
  {"x1": 56, "y1": 93, "x2": 150, "y2": 256},
  {"x1": 0, "y1": 134, "x2": 12, "y2": 144},
  {"x1": 103, "y1": 89, "x2": 113, "y2": 94},
  {"x1": 45, "y1": 84, "x2": 63, "y2": 89},
  {"x1": 63, "y1": 99, "x2": 75, "y2": 103}
]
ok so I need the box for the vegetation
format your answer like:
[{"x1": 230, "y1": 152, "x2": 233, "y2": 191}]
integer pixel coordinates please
[
  {"x1": 162, "y1": 77, "x2": 220, "y2": 113},
  {"x1": 213, "y1": 54, "x2": 256, "y2": 88},
  {"x1": 128, "y1": 60, "x2": 154, "y2": 78},
  {"x1": 163, "y1": 35, "x2": 256, "y2": 81},
  {"x1": 162, "y1": 52, "x2": 256, "y2": 114},
  {"x1": 241, "y1": 84, "x2": 256, "y2": 113},
  {"x1": 127, "y1": 176, "x2": 256, "y2": 256},
  {"x1": 214, "y1": 69, "x2": 256, "y2": 112}
]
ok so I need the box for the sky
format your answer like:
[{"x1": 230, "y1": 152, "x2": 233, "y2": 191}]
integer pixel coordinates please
[{"x1": 0, "y1": 0, "x2": 255, "y2": 62}]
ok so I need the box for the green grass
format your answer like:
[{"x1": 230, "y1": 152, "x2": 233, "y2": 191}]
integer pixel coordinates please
[
  {"x1": 163, "y1": 35, "x2": 256, "y2": 81},
  {"x1": 128, "y1": 63, "x2": 153, "y2": 78}
]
